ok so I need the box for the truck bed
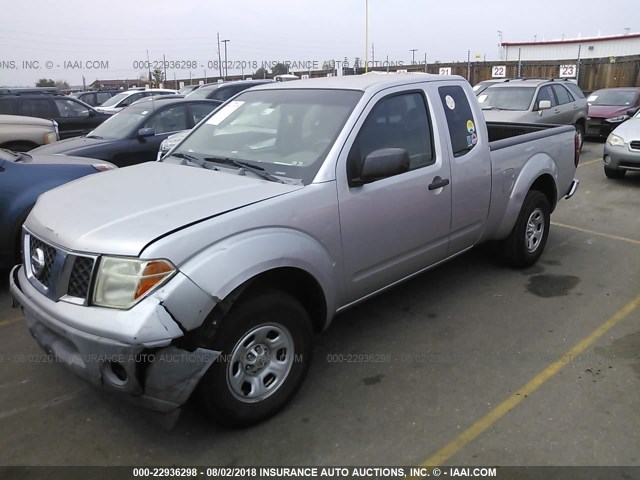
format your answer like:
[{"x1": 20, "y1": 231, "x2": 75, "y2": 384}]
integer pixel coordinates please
[{"x1": 487, "y1": 122, "x2": 575, "y2": 149}]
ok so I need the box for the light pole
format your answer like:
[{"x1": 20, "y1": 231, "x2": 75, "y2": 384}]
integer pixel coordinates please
[
  {"x1": 365, "y1": 0, "x2": 369, "y2": 73},
  {"x1": 497, "y1": 31, "x2": 503, "y2": 60},
  {"x1": 410, "y1": 49, "x2": 417, "y2": 65},
  {"x1": 221, "y1": 39, "x2": 230, "y2": 79}
]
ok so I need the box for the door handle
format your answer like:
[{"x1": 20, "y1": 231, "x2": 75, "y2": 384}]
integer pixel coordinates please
[{"x1": 428, "y1": 176, "x2": 450, "y2": 190}]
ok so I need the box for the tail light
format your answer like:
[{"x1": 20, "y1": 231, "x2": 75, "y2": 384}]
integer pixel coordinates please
[{"x1": 574, "y1": 131, "x2": 580, "y2": 167}]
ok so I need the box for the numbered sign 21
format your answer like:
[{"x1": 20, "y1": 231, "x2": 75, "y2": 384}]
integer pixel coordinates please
[
  {"x1": 492, "y1": 65, "x2": 506, "y2": 78},
  {"x1": 559, "y1": 64, "x2": 577, "y2": 78},
  {"x1": 439, "y1": 67, "x2": 452, "y2": 75}
]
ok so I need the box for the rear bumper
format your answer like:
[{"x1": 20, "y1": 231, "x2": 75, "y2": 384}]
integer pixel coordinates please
[
  {"x1": 9, "y1": 264, "x2": 220, "y2": 414},
  {"x1": 564, "y1": 178, "x2": 579, "y2": 200}
]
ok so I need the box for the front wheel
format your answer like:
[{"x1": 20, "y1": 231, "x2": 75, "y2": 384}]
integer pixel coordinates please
[
  {"x1": 502, "y1": 190, "x2": 551, "y2": 268},
  {"x1": 604, "y1": 166, "x2": 626, "y2": 179},
  {"x1": 197, "y1": 290, "x2": 313, "y2": 427}
]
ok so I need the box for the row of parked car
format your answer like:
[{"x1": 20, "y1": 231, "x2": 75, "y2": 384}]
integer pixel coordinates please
[
  {"x1": 473, "y1": 78, "x2": 640, "y2": 178},
  {"x1": 0, "y1": 80, "x2": 273, "y2": 269}
]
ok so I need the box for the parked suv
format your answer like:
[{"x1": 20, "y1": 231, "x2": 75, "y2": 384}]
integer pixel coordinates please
[
  {"x1": 0, "y1": 94, "x2": 110, "y2": 139},
  {"x1": 478, "y1": 78, "x2": 588, "y2": 148},
  {"x1": 70, "y1": 89, "x2": 122, "y2": 107}
]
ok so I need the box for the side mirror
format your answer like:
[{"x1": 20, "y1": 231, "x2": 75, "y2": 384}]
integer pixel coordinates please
[
  {"x1": 88, "y1": 110, "x2": 96, "y2": 117},
  {"x1": 138, "y1": 127, "x2": 156, "y2": 138},
  {"x1": 626, "y1": 107, "x2": 639, "y2": 117},
  {"x1": 355, "y1": 148, "x2": 410, "y2": 185},
  {"x1": 538, "y1": 100, "x2": 551, "y2": 111}
]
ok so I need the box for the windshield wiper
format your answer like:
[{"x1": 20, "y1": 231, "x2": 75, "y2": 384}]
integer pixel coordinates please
[
  {"x1": 170, "y1": 151, "x2": 207, "y2": 167},
  {"x1": 204, "y1": 156, "x2": 285, "y2": 183},
  {"x1": 85, "y1": 134, "x2": 102, "y2": 139}
]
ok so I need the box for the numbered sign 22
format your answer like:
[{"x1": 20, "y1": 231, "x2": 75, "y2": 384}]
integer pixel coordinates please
[
  {"x1": 439, "y1": 67, "x2": 452, "y2": 76},
  {"x1": 559, "y1": 64, "x2": 577, "y2": 78},
  {"x1": 492, "y1": 65, "x2": 506, "y2": 78}
]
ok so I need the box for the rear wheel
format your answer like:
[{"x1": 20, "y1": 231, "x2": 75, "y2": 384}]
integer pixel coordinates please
[
  {"x1": 604, "y1": 166, "x2": 626, "y2": 179},
  {"x1": 502, "y1": 190, "x2": 550, "y2": 268},
  {"x1": 574, "y1": 123, "x2": 585, "y2": 151},
  {"x1": 197, "y1": 290, "x2": 313, "y2": 427}
]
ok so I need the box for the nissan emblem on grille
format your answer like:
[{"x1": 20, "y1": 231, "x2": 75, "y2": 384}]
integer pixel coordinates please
[{"x1": 31, "y1": 247, "x2": 45, "y2": 278}]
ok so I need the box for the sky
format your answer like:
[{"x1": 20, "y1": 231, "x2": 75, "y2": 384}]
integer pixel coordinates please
[{"x1": 0, "y1": 0, "x2": 636, "y2": 87}]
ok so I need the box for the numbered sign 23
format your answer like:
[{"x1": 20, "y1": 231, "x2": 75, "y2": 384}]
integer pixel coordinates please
[
  {"x1": 492, "y1": 65, "x2": 506, "y2": 78},
  {"x1": 559, "y1": 64, "x2": 577, "y2": 78},
  {"x1": 439, "y1": 67, "x2": 452, "y2": 75}
]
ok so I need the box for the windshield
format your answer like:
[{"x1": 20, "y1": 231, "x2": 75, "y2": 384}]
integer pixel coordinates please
[
  {"x1": 588, "y1": 90, "x2": 637, "y2": 106},
  {"x1": 169, "y1": 89, "x2": 362, "y2": 184},
  {"x1": 477, "y1": 86, "x2": 536, "y2": 111},
  {"x1": 186, "y1": 86, "x2": 216, "y2": 99},
  {"x1": 100, "y1": 91, "x2": 131, "y2": 107},
  {"x1": 87, "y1": 111, "x2": 145, "y2": 139}
]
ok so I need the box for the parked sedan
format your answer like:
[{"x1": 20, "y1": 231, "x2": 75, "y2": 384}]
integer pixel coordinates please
[
  {"x1": 603, "y1": 109, "x2": 640, "y2": 179},
  {"x1": 95, "y1": 89, "x2": 178, "y2": 115},
  {"x1": 586, "y1": 87, "x2": 640, "y2": 138},
  {"x1": 30, "y1": 98, "x2": 221, "y2": 167},
  {"x1": 0, "y1": 148, "x2": 115, "y2": 269}
]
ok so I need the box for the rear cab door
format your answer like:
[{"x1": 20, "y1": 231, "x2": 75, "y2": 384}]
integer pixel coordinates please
[
  {"x1": 436, "y1": 83, "x2": 492, "y2": 254},
  {"x1": 336, "y1": 83, "x2": 452, "y2": 304}
]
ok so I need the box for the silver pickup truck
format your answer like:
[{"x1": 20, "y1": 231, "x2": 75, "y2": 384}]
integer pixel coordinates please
[{"x1": 10, "y1": 74, "x2": 579, "y2": 427}]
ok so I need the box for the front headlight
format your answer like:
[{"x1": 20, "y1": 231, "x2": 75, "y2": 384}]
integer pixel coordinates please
[
  {"x1": 605, "y1": 115, "x2": 628, "y2": 123},
  {"x1": 92, "y1": 257, "x2": 176, "y2": 309},
  {"x1": 43, "y1": 132, "x2": 58, "y2": 144},
  {"x1": 606, "y1": 134, "x2": 625, "y2": 146}
]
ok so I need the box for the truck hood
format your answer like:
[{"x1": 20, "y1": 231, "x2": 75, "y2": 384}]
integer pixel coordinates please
[
  {"x1": 587, "y1": 104, "x2": 631, "y2": 119},
  {"x1": 26, "y1": 161, "x2": 303, "y2": 256},
  {"x1": 0, "y1": 114, "x2": 53, "y2": 127}
]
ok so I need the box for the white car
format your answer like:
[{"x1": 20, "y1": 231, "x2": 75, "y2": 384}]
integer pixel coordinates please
[
  {"x1": 95, "y1": 89, "x2": 178, "y2": 114},
  {"x1": 603, "y1": 109, "x2": 640, "y2": 179}
]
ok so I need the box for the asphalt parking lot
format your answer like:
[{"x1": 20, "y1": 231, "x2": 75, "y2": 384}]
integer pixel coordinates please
[{"x1": 0, "y1": 140, "x2": 638, "y2": 467}]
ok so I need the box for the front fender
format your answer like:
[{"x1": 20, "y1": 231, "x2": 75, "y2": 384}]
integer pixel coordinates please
[
  {"x1": 494, "y1": 152, "x2": 558, "y2": 240},
  {"x1": 177, "y1": 227, "x2": 339, "y2": 327}
]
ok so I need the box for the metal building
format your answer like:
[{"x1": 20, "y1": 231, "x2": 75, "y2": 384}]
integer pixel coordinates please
[{"x1": 502, "y1": 33, "x2": 640, "y2": 62}]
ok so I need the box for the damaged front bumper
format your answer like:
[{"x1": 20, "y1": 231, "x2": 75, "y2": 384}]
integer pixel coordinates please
[{"x1": 9, "y1": 264, "x2": 220, "y2": 414}]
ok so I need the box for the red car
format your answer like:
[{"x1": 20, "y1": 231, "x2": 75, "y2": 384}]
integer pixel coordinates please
[{"x1": 586, "y1": 87, "x2": 640, "y2": 138}]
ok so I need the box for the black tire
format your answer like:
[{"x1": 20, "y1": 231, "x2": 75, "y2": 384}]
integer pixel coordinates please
[
  {"x1": 604, "y1": 166, "x2": 626, "y2": 179},
  {"x1": 197, "y1": 290, "x2": 313, "y2": 427},
  {"x1": 502, "y1": 190, "x2": 550, "y2": 268},
  {"x1": 575, "y1": 123, "x2": 585, "y2": 152}
]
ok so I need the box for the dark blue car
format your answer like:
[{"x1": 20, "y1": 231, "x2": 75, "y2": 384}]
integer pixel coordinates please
[{"x1": 0, "y1": 148, "x2": 115, "y2": 268}]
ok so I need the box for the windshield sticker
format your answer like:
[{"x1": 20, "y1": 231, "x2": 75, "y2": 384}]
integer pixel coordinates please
[
  {"x1": 445, "y1": 95, "x2": 456, "y2": 110},
  {"x1": 471, "y1": 132, "x2": 478, "y2": 145},
  {"x1": 261, "y1": 108, "x2": 275, "y2": 116},
  {"x1": 477, "y1": 94, "x2": 487, "y2": 104},
  {"x1": 466, "y1": 120, "x2": 475, "y2": 133},
  {"x1": 466, "y1": 135, "x2": 473, "y2": 147},
  {"x1": 206, "y1": 100, "x2": 245, "y2": 125},
  {"x1": 141, "y1": 110, "x2": 149, "y2": 115},
  {"x1": 587, "y1": 95, "x2": 597, "y2": 102}
]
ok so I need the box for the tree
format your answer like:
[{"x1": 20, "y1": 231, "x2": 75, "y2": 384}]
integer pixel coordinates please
[
  {"x1": 55, "y1": 80, "x2": 70, "y2": 90},
  {"x1": 151, "y1": 68, "x2": 164, "y2": 87},
  {"x1": 90, "y1": 80, "x2": 102, "y2": 89},
  {"x1": 35, "y1": 78, "x2": 56, "y2": 87},
  {"x1": 253, "y1": 67, "x2": 268, "y2": 79},
  {"x1": 271, "y1": 63, "x2": 289, "y2": 76}
]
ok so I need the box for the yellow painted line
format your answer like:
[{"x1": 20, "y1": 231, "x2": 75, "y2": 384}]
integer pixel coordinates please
[
  {"x1": 421, "y1": 292, "x2": 640, "y2": 467},
  {"x1": 578, "y1": 158, "x2": 601, "y2": 167},
  {"x1": 0, "y1": 315, "x2": 23, "y2": 328},
  {"x1": 552, "y1": 221, "x2": 640, "y2": 246}
]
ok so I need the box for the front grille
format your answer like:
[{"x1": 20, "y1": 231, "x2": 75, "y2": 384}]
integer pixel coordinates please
[
  {"x1": 67, "y1": 256, "x2": 94, "y2": 299},
  {"x1": 29, "y1": 235, "x2": 57, "y2": 288},
  {"x1": 629, "y1": 140, "x2": 640, "y2": 151}
]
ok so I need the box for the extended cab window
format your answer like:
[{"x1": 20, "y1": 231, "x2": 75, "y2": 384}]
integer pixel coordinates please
[
  {"x1": 438, "y1": 85, "x2": 478, "y2": 157},
  {"x1": 348, "y1": 92, "x2": 433, "y2": 180}
]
